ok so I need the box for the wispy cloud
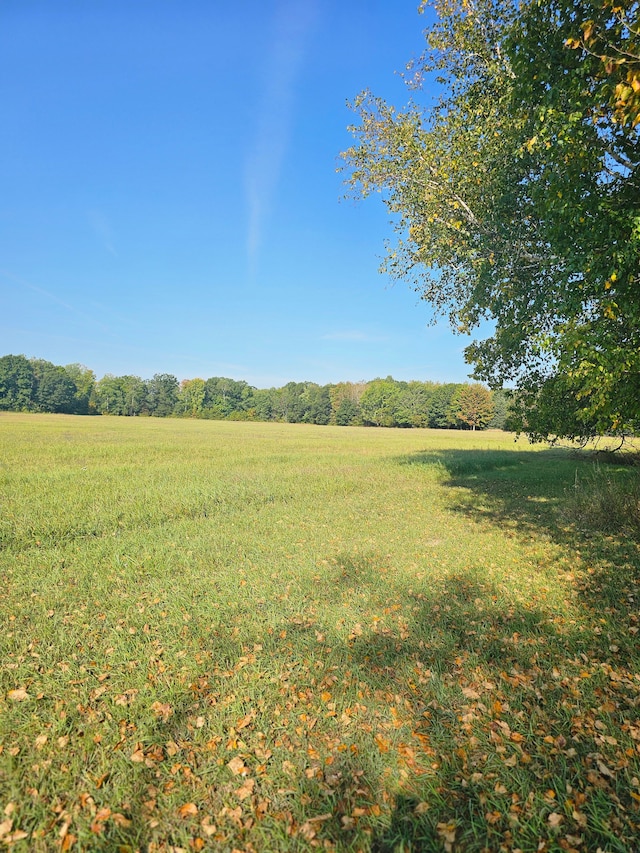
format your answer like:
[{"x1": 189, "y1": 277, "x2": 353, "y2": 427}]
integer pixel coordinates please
[
  {"x1": 245, "y1": 0, "x2": 317, "y2": 275},
  {"x1": 88, "y1": 209, "x2": 118, "y2": 257},
  {"x1": 321, "y1": 330, "x2": 388, "y2": 343},
  {"x1": 0, "y1": 268, "x2": 113, "y2": 332}
]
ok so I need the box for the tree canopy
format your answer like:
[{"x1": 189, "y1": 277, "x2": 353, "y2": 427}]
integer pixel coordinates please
[{"x1": 342, "y1": 0, "x2": 640, "y2": 441}]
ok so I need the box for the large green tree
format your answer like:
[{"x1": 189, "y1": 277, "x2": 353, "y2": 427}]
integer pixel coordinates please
[
  {"x1": 0, "y1": 355, "x2": 36, "y2": 410},
  {"x1": 342, "y1": 0, "x2": 640, "y2": 440}
]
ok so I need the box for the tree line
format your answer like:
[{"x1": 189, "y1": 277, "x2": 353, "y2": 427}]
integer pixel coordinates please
[{"x1": 0, "y1": 354, "x2": 509, "y2": 430}]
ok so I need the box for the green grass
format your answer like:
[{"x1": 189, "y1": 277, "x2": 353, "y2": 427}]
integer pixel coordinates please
[{"x1": 1, "y1": 413, "x2": 639, "y2": 852}]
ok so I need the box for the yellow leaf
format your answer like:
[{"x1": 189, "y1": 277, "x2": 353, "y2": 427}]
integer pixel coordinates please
[
  {"x1": 178, "y1": 802, "x2": 198, "y2": 818},
  {"x1": 375, "y1": 734, "x2": 391, "y2": 753}
]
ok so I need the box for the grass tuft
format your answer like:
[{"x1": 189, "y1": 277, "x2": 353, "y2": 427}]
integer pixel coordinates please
[{"x1": 563, "y1": 464, "x2": 640, "y2": 535}]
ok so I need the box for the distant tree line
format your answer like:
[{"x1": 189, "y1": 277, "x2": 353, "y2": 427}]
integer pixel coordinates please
[{"x1": 0, "y1": 354, "x2": 512, "y2": 430}]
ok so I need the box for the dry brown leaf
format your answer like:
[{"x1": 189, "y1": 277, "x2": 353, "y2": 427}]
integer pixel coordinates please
[
  {"x1": 597, "y1": 760, "x2": 615, "y2": 778},
  {"x1": 151, "y1": 701, "x2": 173, "y2": 721},
  {"x1": 61, "y1": 833, "x2": 77, "y2": 851},
  {"x1": 227, "y1": 756, "x2": 247, "y2": 775},
  {"x1": 130, "y1": 745, "x2": 145, "y2": 763},
  {"x1": 572, "y1": 810, "x2": 588, "y2": 828},
  {"x1": 7, "y1": 688, "x2": 28, "y2": 702},
  {"x1": 5, "y1": 830, "x2": 28, "y2": 843},
  {"x1": 200, "y1": 817, "x2": 217, "y2": 837},
  {"x1": 375, "y1": 734, "x2": 391, "y2": 753},
  {"x1": 234, "y1": 778, "x2": 255, "y2": 800},
  {"x1": 548, "y1": 812, "x2": 563, "y2": 828}
]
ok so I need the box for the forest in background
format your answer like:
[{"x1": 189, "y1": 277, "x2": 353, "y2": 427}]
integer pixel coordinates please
[{"x1": 0, "y1": 354, "x2": 508, "y2": 430}]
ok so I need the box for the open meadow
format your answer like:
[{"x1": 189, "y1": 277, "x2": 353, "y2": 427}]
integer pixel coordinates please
[{"x1": 1, "y1": 414, "x2": 639, "y2": 852}]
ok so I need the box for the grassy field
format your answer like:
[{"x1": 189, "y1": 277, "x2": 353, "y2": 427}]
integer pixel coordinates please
[{"x1": 1, "y1": 413, "x2": 639, "y2": 852}]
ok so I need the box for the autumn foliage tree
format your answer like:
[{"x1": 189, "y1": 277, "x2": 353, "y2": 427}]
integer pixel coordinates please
[
  {"x1": 342, "y1": 0, "x2": 640, "y2": 441},
  {"x1": 452, "y1": 383, "x2": 495, "y2": 430}
]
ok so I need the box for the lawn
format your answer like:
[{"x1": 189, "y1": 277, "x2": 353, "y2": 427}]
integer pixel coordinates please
[{"x1": 1, "y1": 414, "x2": 638, "y2": 852}]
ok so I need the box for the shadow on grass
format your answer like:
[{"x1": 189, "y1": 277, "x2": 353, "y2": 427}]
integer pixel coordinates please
[
  {"x1": 396, "y1": 447, "x2": 640, "y2": 626},
  {"x1": 297, "y1": 450, "x2": 640, "y2": 851}
]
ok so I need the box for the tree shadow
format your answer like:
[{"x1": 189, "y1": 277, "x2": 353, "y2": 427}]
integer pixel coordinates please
[
  {"x1": 293, "y1": 449, "x2": 640, "y2": 850},
  {"x1": 396, "y1": 447, "x2": 640, "y2": 636}
]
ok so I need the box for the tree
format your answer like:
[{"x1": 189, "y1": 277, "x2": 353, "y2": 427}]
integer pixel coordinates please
[
  {"x1": 334, "y1": 397, "x2": 361, "y2": 426},
  {"x1": 32, "y1": 360, "x2": 76, "y2": 413},
  {"x1": 95, "y1": 375, "x2": 127, "y2": 415},
  {"x1": 146, "y1": 373, "x2": 179, "y2": 417},
  {"x1": 304, "y1": 384, "x2": 332, "y2": 425},
  {"x1": 452, "y1": 383, "x2": 495, "y2": 430},
  {"x1": 428, "y1": 384, "x2": 458, "y2": 429},
  {"x1": 396, "y1": 380, "x2": 436, "y2": 427},
  {"x1": 0, "y1": 355, "x2": 36, "y2": 410},
  {"x1": 64, "y1": 364, "x2": 96, "y2": 414},
  {"x1": 121, "y1": 375, "x2": 147, "y2": 416},
  {"x1": 178, "y1": 378, "x2": 206, "y2": 418},
  {"x1": 342, "y1": 0, "x2": 640, "y2": 440},
  {"x1": 329, "y1": 382, "x2": 366, "y2": 424},
  {"x1": 360, "y1": 377, "x2": 403, "y2": 426},
  {"x1": 203, "y1": 377, "x2": 254, "y2": 419},
  {"x1": 487, "y1": 389, "x2": 511, "y2": 430}
]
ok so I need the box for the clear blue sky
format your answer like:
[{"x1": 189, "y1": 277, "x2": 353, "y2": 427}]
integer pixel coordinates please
[{"x1": 1, "y1": 0, "x2": 478, "y2": 387}]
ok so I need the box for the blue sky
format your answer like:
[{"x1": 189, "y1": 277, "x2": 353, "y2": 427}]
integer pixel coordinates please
[{"x1": 1, "y1": 0, "x2": 478, "y2": 387}]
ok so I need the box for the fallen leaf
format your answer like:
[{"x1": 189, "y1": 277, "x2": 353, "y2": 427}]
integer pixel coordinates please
[
  {"x1": 7, "y1": 689, "x2": 28, "y2": 702},
  {"x1": 436, "y1": 821, "x2": 457, "y2": 851},
  {"x1": 548, "y1": 812, "x2": 563, "y2": 828},
  {"x1": 201, "y1": 817, "x2": 217, "y2": 837},
  {"x1": 227, "y1": 756, "x2": 247, "y2": 775},
  {"x1": 462, "y1": 687, "x2": 480, "y2": 700},
  {"x1": 130, "y1": 746, "x2": 146, "y2": 763},
  {"x1": 375, "y1": 734, "x2": 391, "y2": 753},
  {"x1": 151, "y1": 701, "x2": 173, "y2": 721},
  {"x1": 234, "y1": 779, "x2": 255, "y2": 800},
  {"x1": 178, "y1": 802, "x2": 198, "y2": 819}
]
